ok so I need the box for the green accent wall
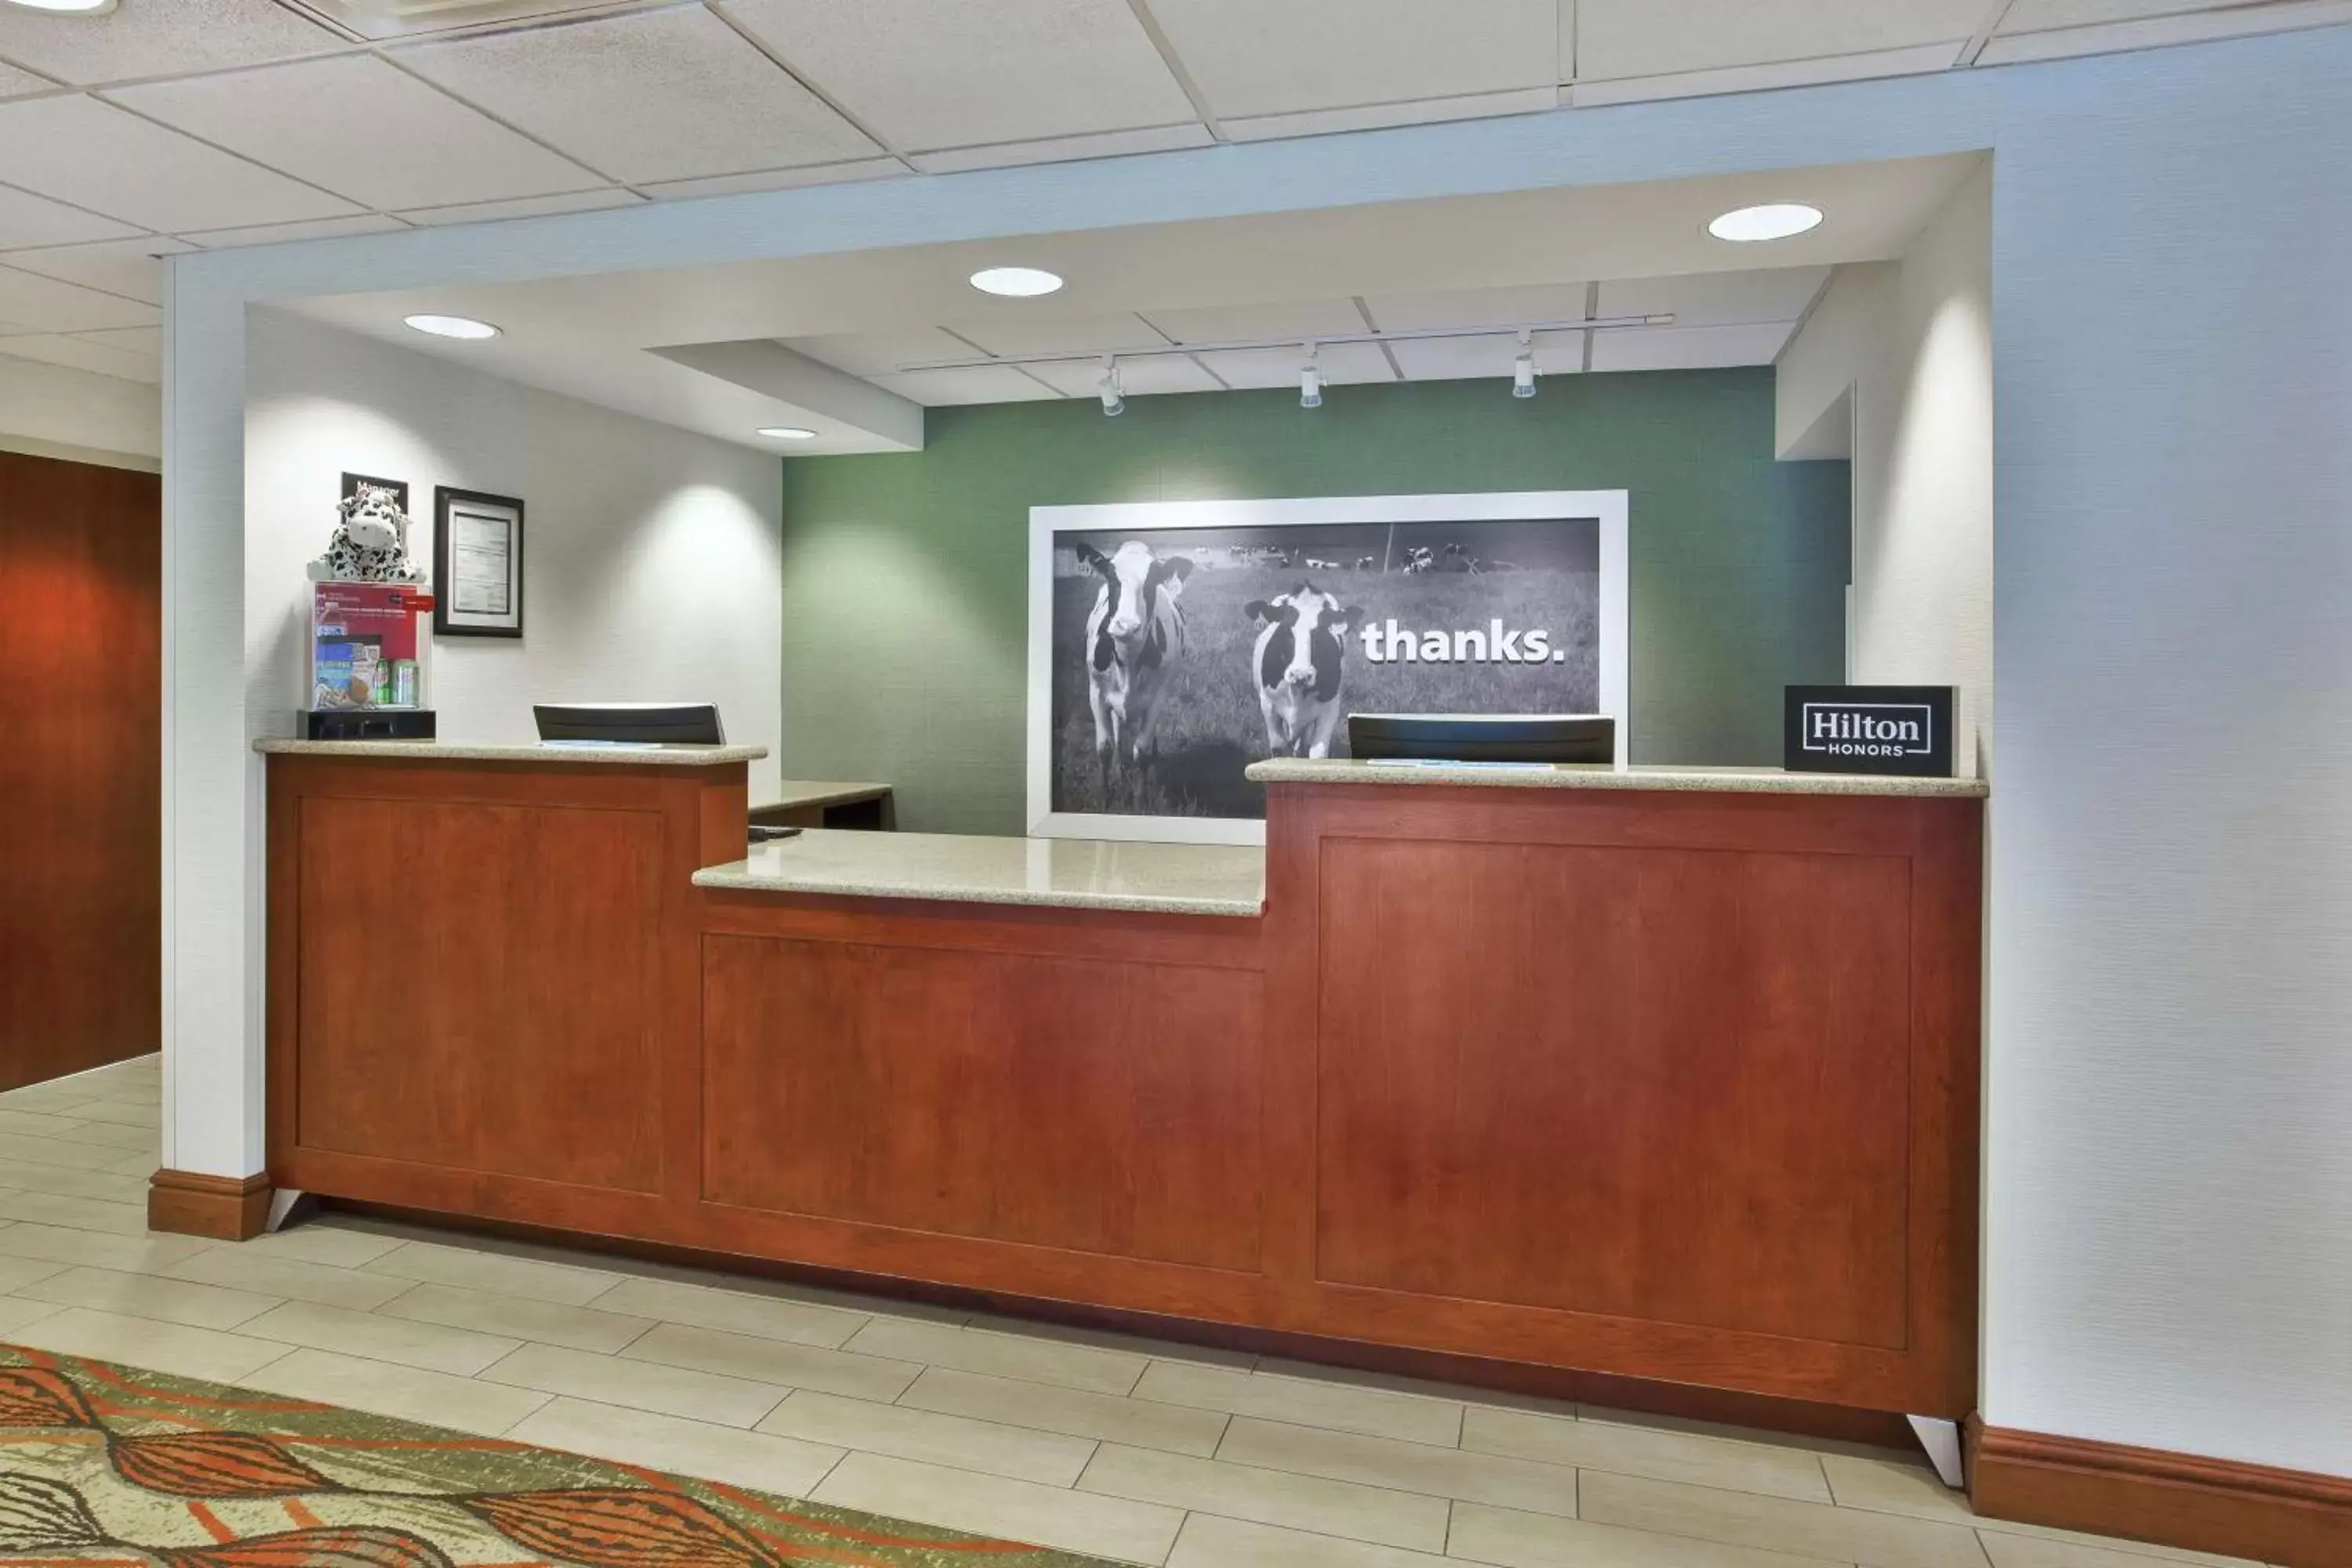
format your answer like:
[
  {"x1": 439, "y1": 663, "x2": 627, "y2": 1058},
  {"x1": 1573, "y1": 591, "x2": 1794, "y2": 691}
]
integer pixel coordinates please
[{"x1": 779, "y1": 369, "x2": 1849, "y2": 834}]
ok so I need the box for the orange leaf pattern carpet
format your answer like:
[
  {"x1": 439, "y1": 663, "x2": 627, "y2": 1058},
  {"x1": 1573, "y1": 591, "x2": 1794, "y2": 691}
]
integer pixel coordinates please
[{"x1": 0, "y1": 1346, "x2": 1117, "y2": 1567}]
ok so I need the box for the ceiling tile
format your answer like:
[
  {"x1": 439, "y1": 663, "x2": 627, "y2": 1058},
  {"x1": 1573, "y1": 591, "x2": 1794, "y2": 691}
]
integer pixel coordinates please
[
  {"x1": 1387, "y1": 330, "x2": 1584, "y2": 383},
  {"x1": 908, "y1": 122, "x2": 1209, "y2": 173},
  {"x1": 0, "y1": 0, "x2": 346, "y2": 86},
  {"x1": 74, "y1": 325, "x2": 160, "y2": 355},
  {"x1": 1139, "y1": 299, "x2": 1368, "y2": 347},
  {"x1": 1599, "y1": 267, "x2": 1829, "y2": 327},
  {"x1": 1144, "y1": 0, "x2": 1556, "y2": 119},
  {"x1": 1360, "y1": 284, "x2": 1592, "y2": 332},
  {"x1": 1999, "y1": 0, "x2": 2246, "y2": 27},
  {"x1": 1195, "y1": 340, "x2": 1393, "y2": 390},
  {"x1": 397, "y1": 189, "x2": 644, "y2": 227},
  {"x1": 1568, "y1": 42, "x2": 1959, "y2": 107},
  {"x1": 0, "y1": 264, "x2": 162, "y2": 332},
  {"x1": 396, "y1": 8, "x2": 877, "y2": 185},
  {"x1": 946, "y1": 312, "x2": 1169, "y2": 358},
  {"x1": 1029, "y1": 354, "x2": 1221, "y2": 397},
  {"x1": 0, "y1": 236, "x2": 191, "y2": 304},
  {"x1": 110, "y1": 56, "x2": 604, "y2": 212},
  {"x1": 869, "y1": 364, "x2": 1061, "y2": 405},
  {"x1": 786, "y1": 327, "x2": 979, "y2": 377},
  {"x1": 640, "y1": 158, "x2": 908, "y2": 200},
  {"x1": 1588, "y1": 321, "x2": 1792, "y2": 373},
  {"x1": 717, "y1": 0, "x2": 1198, "y2": 151},
  {"x1": 181, "y1": 214, "x2": 408, "y2": 248},
  {"x1": 0, "y1": 96, "x2": 359, "y2": 234},
  {"x1": 1574, "y1": 1, "x2": 1980, "y2": 80},
  {"x1": 0, "y1": 331, "x2": 159, "y2": 383},
  {"x1": 0, "y1": 183, "x2": 143, "y2": 250},
  {"x1": 0, "y1": 60, "x2": 53, "y2": 98},
  {"x1": 1221, "y1": 85, "x2": 1556, "y2": 143}
]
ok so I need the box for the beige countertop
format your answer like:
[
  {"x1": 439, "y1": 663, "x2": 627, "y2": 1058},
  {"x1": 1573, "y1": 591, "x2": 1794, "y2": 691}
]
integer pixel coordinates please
[
  {"x1": 1245, "y1": 757, "x2": 1989, "y2": 798},
  {"x1": 695, "y1": 829, "x2": 1265, "y2": 917},
  {"x1": 753, "y1": 779, "x2": 893, "y2": 811},
  {"x1": 256, "y1": 739, "x2": 768, "y2": 767}
]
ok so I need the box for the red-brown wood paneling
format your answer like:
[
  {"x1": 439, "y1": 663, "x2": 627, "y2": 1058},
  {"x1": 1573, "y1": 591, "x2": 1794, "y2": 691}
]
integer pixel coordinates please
[
  {"x1": 0, "y1": 452, "x2": 161, "y2": 1091},
  {"x1": 701, "y1": 931, "x2": 1264, "y2": 1272}
]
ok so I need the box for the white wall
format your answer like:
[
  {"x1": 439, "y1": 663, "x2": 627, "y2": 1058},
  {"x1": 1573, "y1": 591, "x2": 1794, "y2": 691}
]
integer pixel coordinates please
[
  {"x1": 244, "y1": 310, "x2": 781, "y2": 787},
  {"x1": 0, "y1": 356, "x2": 159, "y2": 470},
  {"x1": 165, "y1": 23, "x2": 2352, "y2": 1484},
  {"x1": 1779, "y1": 169, "x2": 1994, "y2": 776}
]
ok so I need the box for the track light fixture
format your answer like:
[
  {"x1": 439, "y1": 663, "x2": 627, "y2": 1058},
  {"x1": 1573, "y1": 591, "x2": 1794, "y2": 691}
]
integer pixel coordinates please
[
  {"x1": 1098, "y1": 356, "x2": 1124, "y2": 417},
  {"x1": 1512, "y1": 330, "x2": 1537, "y2": 399},
  {"x1": 1299, "y1": 343, "x2": 1323, "y2": 409}
]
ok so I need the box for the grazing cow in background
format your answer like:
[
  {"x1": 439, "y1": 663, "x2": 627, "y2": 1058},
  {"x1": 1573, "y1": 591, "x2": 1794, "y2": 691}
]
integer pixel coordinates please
[
  {"x1": 1439, "y1": 542, "x2": 1479, "y2": 573},
  {"x1": 1304, "y1": 555, "x2": 1338, "y2": 570},
  {"x1": 1354, "y1": 555, "x2": 1376, "y2": 571},
  {"x1": 1079, "y1": 540, "x2": 1192, "y2": 776},
  {"x1": 1404, "y1": 546, "x2": 1435, "y2": 573},
  {"x1": 1247, "y1": 583, "x2": 1353, "y2": 758}
]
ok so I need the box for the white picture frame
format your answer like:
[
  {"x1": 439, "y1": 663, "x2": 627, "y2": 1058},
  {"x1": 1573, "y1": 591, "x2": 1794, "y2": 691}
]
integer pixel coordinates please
[{"x1": 1027, "y1": 490, "x2": 1630, "y2": 844}]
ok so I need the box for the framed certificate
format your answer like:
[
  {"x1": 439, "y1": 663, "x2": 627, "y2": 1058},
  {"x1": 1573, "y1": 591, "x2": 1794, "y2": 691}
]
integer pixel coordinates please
[{"x1": 432, "y1": 487, "x2": 524, "y2": 638}]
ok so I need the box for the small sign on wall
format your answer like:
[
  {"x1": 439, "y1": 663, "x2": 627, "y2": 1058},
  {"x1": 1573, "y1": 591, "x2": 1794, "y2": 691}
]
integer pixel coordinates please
[{"x1": 1784, "y1": 685, "x2": 1955, "y2": 777}]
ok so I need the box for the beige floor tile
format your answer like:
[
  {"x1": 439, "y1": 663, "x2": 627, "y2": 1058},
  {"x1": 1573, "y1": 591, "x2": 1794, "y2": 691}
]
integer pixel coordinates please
[
  {"x1": 1577, "y1": 1402, "x2": 1906, "y2": 1463},
  {"x1": 898, "y1": 1366, "x2": 1231, "y2": 1457},
  {"x1": 813, "y1": 1450, "x2": 1184, "y2": 1566},
  {"x1": 0, "y1": 1162, "x2": 150, "y2": 1203},
  {"x1": 0, "y1": 1191, "x2": 153, "y2": 1236},
  {"x1": 0, "y1": 1296, "x2": 65, "y2": 1336},
  {"x1": 1255, "y1": 1356, "x2": 1562, "y2": 1415},
  {"x1": 239, "y1": 1348, "x2": 550, "y2": 1439},
  {"x1": 378, "y1": 1281, "x2": 655, "y2": 1355},
  {"x1": 0, "y1": 1253, "x2": 69, "y2": 1291},
  {"x1": 241, "y1": 1225, "x2": 408, "y2": 1269},
  {"x1": 1170, "y1": 1514, "x2": 1454, "y2": 1567},
  {"x1": 0, "y1": 1221, "x2": 212, "y2": 1274},
  {"x1": 845, "y1": 1317, "x2": 1147, "y2": 1397},
  {"x1": 964, "y1": 1309, "x2": 1255, "y2": 1370},
  {"x1": 0, "y1": 1110, "x2": 98, "y2": 1141},
  {"x1": 1219, "y1": 1417, "x2": 1577, "y2": 1519},
  {"x1": 12, "y1": 1306, "x2": 286, "y2": 1382},
  {"x1": 481, "y1": 1341, "x2": 788, "y2": 1427},
  {"x1": 1462, "y1": 1406, "x2": 1833, "y2": 1504},
  {"x1": 1577, "y1": 1471, "x2": 1991, "y2": 1568},
  {"x1": 365, "y1": 1239, "x2": 623, "y2": 1307},
  {"x1": 1080, "y1": 1443, "x2": 1451, "y2": 1553},
  {"x1": 1447, "y1": 1502, "x2": 1849, "y2": 1568},
  {"x1": 56, "y1": 1098, "x2": 158, "y2": 1128},
  {"x1": 757, "y1": 1389, "x2": 1098, "y2": 1486},
  {"x1": 508, "y1": 1396, "x2": 844, "y2": 1499},
  {"x1": 164, "y1": 1248, "x2": 413, "y2": 1311},
  {"x1": 102, "y1": 1152, "x2": 159, "y2": 1177},
  {"x1": 1976, "y1": 1534, "x2": 2267, "y2": 1568},
  {"x1": 38, "y1": 1120, "x2": 158, "y2": 1152},
  {"x1": 0, "y1": 1132, "x2": 137, "y2": 1172},
  {"x1": 1820, "y1": 1457, "x2": 2259, "y2": 1566},
  {"x1": 239, "y1": 1299, "x2": 521, "y2": 1376},
  {"x1": 589, "y1": 1276, "x2": 869, "y2": 1349},
  {"x1": 0, "y1": 1083, "x2": 112, "y2": 1114},
  {"x1": 1134, "y1": 1360, "x2": 1464, "y2": 1447},
  {"x1": 619, "y1": 1321, "x2": 921, "y2": 1403},
  {"x1": 15, "y1": 1265, "x2": 281, "y2": 1330}
]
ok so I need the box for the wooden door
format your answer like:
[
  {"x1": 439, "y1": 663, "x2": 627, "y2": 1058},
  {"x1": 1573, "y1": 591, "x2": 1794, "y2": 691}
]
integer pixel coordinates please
[{"x1": 0, "y1": 451, "x2": 162, "y2": 1091}]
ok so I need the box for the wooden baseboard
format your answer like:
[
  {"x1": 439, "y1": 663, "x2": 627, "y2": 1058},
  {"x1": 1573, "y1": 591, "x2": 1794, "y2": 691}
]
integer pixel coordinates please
[
  {"x1": 1973, "y1": 1421, "x2": 2352, "y2": 1566},
  {"x1": 147, "y1": 1170, "x2": 271, "y2": 1241}
]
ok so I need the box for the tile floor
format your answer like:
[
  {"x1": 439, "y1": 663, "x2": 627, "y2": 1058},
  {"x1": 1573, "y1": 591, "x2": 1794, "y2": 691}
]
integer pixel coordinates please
[{"x1": 0, "y1": 1055, "x2": 2275, "y2": 1568}]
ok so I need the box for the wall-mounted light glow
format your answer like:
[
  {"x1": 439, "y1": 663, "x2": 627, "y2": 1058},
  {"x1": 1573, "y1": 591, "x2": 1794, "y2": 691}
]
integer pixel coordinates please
[
  {"x1": 1098, "y1": 357, "x2": 1124, "y2": 417},
  {"x1": 404, "y1": 313, "x2": 500, "y2": 340},
  {"x1": 970, "y1": 266, "x2": 1064, "y2": 298},
  {"x1": 1299, "y1": 343, "x2": 1323, "y2": 409},
  {"x1": 1512, "y1": 331, "x2": 1537, "y2": 399},
  {"x1": 757, "y1": 426, "x2": 818, "y2": 441},
  {"x1": 3, "y1": 0, "x2": 118, "y2": 13},
  {"x1": 1707, "y1": 203, "x2": 1824, "y2": 243}
]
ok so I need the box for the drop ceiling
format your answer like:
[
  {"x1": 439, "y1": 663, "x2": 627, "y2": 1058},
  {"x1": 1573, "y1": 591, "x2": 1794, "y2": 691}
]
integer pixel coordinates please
[{"x1": 0, "y1": 0, "x2": 2337, "y2": 389}]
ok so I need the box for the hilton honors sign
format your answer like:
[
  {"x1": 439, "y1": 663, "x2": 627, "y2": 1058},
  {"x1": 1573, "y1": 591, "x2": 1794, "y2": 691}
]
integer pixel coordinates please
[{"x1": 1784, "y1": 685, "x2": 1956, "y2": 778}]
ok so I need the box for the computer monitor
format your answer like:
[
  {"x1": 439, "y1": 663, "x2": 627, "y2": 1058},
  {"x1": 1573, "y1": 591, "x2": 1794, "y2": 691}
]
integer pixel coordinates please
[
  {"x1": 533, "y1": 702, "x2": 725, "y2": 746},
  {"x1": 1348, "y1": 713, "x2": 1615, "y2": 764}
]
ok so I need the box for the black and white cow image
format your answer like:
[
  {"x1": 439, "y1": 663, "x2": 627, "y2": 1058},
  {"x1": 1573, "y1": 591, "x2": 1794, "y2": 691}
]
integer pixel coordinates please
[
  {"x1": 1079, "y1": 540, "x2": 1193, "y2": 775},
  {"x1": 1403, "y1": 546, "x2": 1435, "y2": 573},
  {"x1": 1247, "y1": 583, "x2": 1353, "y2": 758}
]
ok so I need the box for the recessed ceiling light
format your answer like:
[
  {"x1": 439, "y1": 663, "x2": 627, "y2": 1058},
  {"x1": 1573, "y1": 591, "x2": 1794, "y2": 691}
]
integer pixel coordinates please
[
  {"x1": 4, "y1": 0, "x2": 118, "y2": 13},
  {"x1": 969, "y1": 266, "x2": 1063, "y2": 298},
  {"x1": 1707, "y1": 203, "x2": 1824, "y2": 243},
  {"x1": 404, "y1": 313, "x2": 499, "y2": 340},
  {"x1": 757, "y1": 426, "x2": 818, "y2": 441}
]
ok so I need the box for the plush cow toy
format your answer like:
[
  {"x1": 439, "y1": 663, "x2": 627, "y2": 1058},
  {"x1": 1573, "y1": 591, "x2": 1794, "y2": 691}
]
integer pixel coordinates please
[{"x1": 308, "y1": 482, "x2": 423, "y2": 583}]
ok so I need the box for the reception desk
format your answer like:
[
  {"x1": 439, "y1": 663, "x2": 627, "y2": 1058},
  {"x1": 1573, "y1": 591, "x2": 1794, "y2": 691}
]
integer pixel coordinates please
[{"x1": 236, "y1": 739, "x2": 1984, "y2": 1430}]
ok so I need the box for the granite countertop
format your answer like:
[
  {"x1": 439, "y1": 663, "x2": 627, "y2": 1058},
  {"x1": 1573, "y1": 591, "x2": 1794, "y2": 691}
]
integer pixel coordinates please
[
  {"x1": 1245, "y1": 758, "x2": 1989, "y2": 798},
  {"x1": 755, "y1": 779, "x2": 894, "y2": 811},
  {"x1": 695, "y1": 829, "x2": 1265, "y2": 917},
  {"x1": 255, "y1": 739, "x2": 768, "y2": 767}
]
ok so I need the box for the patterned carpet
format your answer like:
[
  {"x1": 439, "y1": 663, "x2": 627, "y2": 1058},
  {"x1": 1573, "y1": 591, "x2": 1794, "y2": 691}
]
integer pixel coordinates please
[{"x1": 0, "y1": 1346, "x2": 1116, "y2": 1567}]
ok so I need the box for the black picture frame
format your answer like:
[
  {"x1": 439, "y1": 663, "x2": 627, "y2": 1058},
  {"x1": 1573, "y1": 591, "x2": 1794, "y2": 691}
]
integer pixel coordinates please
[
  {"x1": 431, "y1": 486, "x2": 524, "y2": 639},
  {"x1": 340, "y1": 472, "x2": 409, "y2": 514}
]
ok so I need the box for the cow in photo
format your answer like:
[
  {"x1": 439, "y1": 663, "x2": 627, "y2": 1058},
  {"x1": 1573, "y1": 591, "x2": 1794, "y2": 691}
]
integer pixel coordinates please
[
  {"x1": 1079, "y1": 540, "x2": 1193, "y2": 776},
  {"x1": 1247, "y1": 583, "x2": 1353, "y2": 758}
]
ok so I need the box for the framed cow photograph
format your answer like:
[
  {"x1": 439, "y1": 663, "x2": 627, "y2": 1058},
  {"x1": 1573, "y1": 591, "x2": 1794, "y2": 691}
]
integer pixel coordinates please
[{"x1": 1026, "y1": 491, "x2": 1629, "y2": 844}]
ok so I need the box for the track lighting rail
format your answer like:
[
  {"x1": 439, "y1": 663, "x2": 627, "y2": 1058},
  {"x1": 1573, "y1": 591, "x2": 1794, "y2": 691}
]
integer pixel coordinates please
[{"x1": 897, "y1": 313, "x2": 1675, "y2": 372}]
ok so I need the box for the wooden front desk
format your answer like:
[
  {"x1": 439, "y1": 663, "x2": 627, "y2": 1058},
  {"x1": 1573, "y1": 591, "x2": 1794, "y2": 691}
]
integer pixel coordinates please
[{"x1": 236, "y1": 746, "x2": 1981, "y2": 1426}]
